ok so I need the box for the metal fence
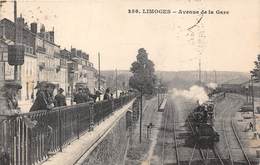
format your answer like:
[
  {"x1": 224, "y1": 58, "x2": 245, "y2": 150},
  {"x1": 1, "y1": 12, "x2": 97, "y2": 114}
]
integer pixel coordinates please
[{"x1": 0, "y1": 94, "x2": 135, "y2": 165}]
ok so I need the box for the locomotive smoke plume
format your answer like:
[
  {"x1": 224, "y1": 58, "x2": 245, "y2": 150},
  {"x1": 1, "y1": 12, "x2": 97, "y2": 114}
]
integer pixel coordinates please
[
  {"x1": 207, "y1": 82, "x2": 218, "y2": 89},
  {"x1": 172, "y1": 85, "x2": 209, "y2": 105}
]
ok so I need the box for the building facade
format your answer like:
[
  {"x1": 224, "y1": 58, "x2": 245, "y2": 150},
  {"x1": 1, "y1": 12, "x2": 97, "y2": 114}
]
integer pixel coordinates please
[
  {"x1": 0, "y1": 16, "x2": 104, "y2": 108},
  {"x1": 0, "y1": 17, "x2": 37, "y2": 103}
]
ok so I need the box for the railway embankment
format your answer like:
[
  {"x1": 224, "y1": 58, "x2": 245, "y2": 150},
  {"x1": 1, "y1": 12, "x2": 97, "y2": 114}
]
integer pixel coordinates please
[
  {"x1": 124, "y1": 97, "x2": 161, "y2": 165},
  {"x1": 77, "y1": 97, "x2": 159, "y2": 165},
  {"x1": 42, "y1": 99, "x2": 136, "y2": 165}
]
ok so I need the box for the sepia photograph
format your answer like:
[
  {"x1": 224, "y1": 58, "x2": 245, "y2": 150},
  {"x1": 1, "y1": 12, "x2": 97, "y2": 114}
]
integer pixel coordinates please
[{"x1": 0, "y1": 0, "x2": 260, "y2": 164}]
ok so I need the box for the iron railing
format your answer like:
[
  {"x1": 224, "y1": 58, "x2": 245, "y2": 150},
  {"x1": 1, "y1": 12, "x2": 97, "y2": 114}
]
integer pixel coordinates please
[{"x1": 0, "y1": 94, "x2": 135, "y2": 165}]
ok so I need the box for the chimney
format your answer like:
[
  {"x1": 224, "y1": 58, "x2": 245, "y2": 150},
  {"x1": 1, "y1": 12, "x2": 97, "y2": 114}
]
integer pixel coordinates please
[
  {"x1": 16, "y1": 14, "x2": 25, "y2": 27},
  {"x1": 40, "y1": 24, "x2": 45, "y2": 33},
  {"x1": 71, "y1": 48, "x2": 76, "y2": 58},
  {"x1": 16, "y1": 14, "x2": 24, "y2": 43},
  {"x1": 30, "y1": 22, "x2": 37, "y2": 34},
  {"x1": 49, "y1": 31, "x2": 54, "y2": 42},
  {"x1": 76, "y1": 50, "x2": 82, "y2": 58}
]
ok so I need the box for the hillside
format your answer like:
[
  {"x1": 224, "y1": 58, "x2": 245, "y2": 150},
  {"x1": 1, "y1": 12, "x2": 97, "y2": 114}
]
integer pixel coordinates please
[{"x1": 101, "y1": 70, "x2": 249, "y2": 90}]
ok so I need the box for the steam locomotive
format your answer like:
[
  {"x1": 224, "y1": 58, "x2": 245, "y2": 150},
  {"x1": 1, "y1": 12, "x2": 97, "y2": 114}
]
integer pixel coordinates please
[{"x1": 189, "y1": 100, "x2": 219, "y2": 145}]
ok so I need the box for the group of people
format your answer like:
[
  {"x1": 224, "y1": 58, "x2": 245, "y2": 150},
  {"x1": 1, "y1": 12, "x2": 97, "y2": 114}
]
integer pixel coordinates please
[
  {"x1": 0, "y1": 81, "x2": 128, "y2": 163},
  {"x1": 29, "y1": 81, "x2": 67, "y2": 112},
  {"x1": 73, "y1": 87, "x2": 99, "y2": 104},
  {"x1": 4, "y1": 80, "x2": 128, "y2": 113}
]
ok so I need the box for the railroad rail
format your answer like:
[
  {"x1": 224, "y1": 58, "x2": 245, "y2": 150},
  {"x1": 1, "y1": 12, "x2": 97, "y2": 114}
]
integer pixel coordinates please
[
  {"x1": 231, "y1": 119, "x2": 252, "y2": 165},
  {"x1": 172, "y1": 101, "x2": 180, "y2": 165},
  {"x1": 161, "y1": 99, "x2": 169, "y2": 165},
  {"x1": 221, "y1": 109, "x2": 234, "y2": 165},
  {"x1": 218, "y1": 94, "x2": 252, "y2": 165},
  {"x1": 161, "y1": 99, "x2": 180, "y2": 165},
  {"x1": 186, "y1": 116, "x2": 224, "y2": 165}
]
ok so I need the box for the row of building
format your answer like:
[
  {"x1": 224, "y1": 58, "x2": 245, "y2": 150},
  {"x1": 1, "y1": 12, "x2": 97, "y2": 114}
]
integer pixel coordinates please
[{"x1": 0, "y1": 15, "x2": 106, "y2": 104}]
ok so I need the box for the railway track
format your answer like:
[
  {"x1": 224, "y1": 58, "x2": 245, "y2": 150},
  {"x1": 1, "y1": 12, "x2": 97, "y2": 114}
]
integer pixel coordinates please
[
  {"x1": 231, "y1": 119, "x2": 252, "y2": 165},
  {"x1": 221, "y1": 109, "x2": 234, "y2": 165},
  {"x1": 161, "y1": 99, "x2": 180, "y2": 165},
  {"x1": 186, "y1": 115, "x2": 224, "y2": 165},
  {"x1": 162, "y1": 99, "x2": 224, "y2": 165},
  {"x1": 172, "y1": 100, "x2": 180, "y2": 165},
  {"x1": 161, "y1": 98, "x2": 169, "y2": 165},
  {"x1": 160, "y1": 93, "x2": 252, "y2": 165},
  {"x1": 218, "y1": 95, "x2": 252, "y2": 165}
]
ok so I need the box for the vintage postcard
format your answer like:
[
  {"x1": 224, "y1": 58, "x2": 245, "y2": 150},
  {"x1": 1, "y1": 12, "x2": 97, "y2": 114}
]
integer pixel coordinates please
[{"x1": 0, "y1": 0, "x2": 259, "y2": 165}]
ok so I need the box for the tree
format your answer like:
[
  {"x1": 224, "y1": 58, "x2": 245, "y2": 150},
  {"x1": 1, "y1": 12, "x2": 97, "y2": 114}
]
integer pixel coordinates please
[
  {"x1": 250, "y1": 54, "x2": 260, "y2": 81},
  {"x1": 129, "y1": 48, "x2": 157, "y2": 95}
]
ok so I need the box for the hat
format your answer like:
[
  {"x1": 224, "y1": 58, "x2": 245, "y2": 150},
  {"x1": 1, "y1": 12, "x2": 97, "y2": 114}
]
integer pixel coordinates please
[
  {"x1": 95, "y1": 90, "x2": 102, "y2": 95},
  {"x1": 58, "y1": 88, "x2": 64, "y2": 92},
  {"x1": 4, "y1": 80, "x2": 22, "y2": 89},
  {"x1": 78, "y1": 86, "x2": 83, "y2": 90},
  {"x1": 34, "y1": 81, "x2": 47, "y2": 89},
  {"x1": 47, "y1": 82, "x2": 56, "y2": 88}
]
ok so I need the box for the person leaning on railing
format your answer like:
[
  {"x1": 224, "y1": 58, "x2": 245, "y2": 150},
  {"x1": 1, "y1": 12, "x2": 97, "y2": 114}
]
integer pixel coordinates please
[
  {"x1": 0, "y1": 81, "x2": 37, "y2": 164},
  {"x1": 74, "y1": 87, "x2": 86, "y2": 104},
  {"x1": 54, "y1": 88, "x2": 67, "y2": 107},
  {"x1": 89, "y1": 90, "x2": 102, "y2": 103},
  {"x1": 103, "y1": 88, "x2": 111, "y2": 100},
  {"x1": 30, "y1": 81, "x2": 53, "y2": 112},
  {"x1": 3, "y1": 81, "x2": 36, "y2": 125},
  {"x1": 3, "y1": 81, "x2": 37, "y2": 128},
  {"x1": 29, "y1": 82, "x2": 58, "y2": 156}
]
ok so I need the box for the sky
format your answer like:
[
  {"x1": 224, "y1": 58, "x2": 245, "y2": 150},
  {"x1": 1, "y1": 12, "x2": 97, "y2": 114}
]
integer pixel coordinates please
[{"x1": 0, "y1": 0, "x2": 260, "y2": 72}]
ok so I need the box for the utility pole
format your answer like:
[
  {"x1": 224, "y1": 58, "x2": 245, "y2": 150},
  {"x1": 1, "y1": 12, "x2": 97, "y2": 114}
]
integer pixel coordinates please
[
  {"x1": 157, "y1": 87, "x2": 160, "y2": 111},
  {"x1": 98, "y1": 52, "x2": 101, "y2": 100},
  {"x1": 205, "y1": 71, "x2": 207, "y2": 83},
  {"x1": 248, "y1": 80, "x2": 251, "y2": 103},
  {"x1": 115, "y1": 68, "x2": 118, "y2": 98},
  {"x1": 139, "y1": 87, "x2": 143, "y2": 143},
  {"x1": 14, "y1": 0, "x2": 18, "y2": 81},
  {"x1": 199, "y1": 58, "x2": 201, "y2": 85},
  {"x1": 214, "y1": 70, "x2": 217, "y2": 84},
  {"x1": 251, "y1": 76, "x2": 256, "y2": 131}
]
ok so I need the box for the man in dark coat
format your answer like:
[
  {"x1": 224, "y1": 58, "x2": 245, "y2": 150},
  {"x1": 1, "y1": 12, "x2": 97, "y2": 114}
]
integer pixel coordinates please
[
  {"x1": 74, "y1": 87, "x2": 85, "y2": 104},
  {"x1": 83, "y1": 87, "x2": 93, "y2": 102},
  {"x1": 103, "y1": 88, "x2": 110, "y2": 100},
  {"x1": 89, "y1": 90, "x2": 102, "y2": 102},
  {"x1": 54, "y1": 88, "x2": 67, "y2": 107},
  {"x1": 4, "y1": 81, "x2": 22, "y2": 114},
  {"x1": 1, "y1": 81, "x2": 36, "y2": 164},
  {"x1": 46, "y1": 83, "x2": 56, "y2": 107},
  {"x1": 30, "y1": 81, "x2": 51, "y2": 112}
]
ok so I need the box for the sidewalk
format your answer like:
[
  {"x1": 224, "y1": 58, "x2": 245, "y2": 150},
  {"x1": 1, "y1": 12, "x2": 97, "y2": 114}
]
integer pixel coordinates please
[{"x1": 41, "y1": 99, "x2": 134, "y2": 165}]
